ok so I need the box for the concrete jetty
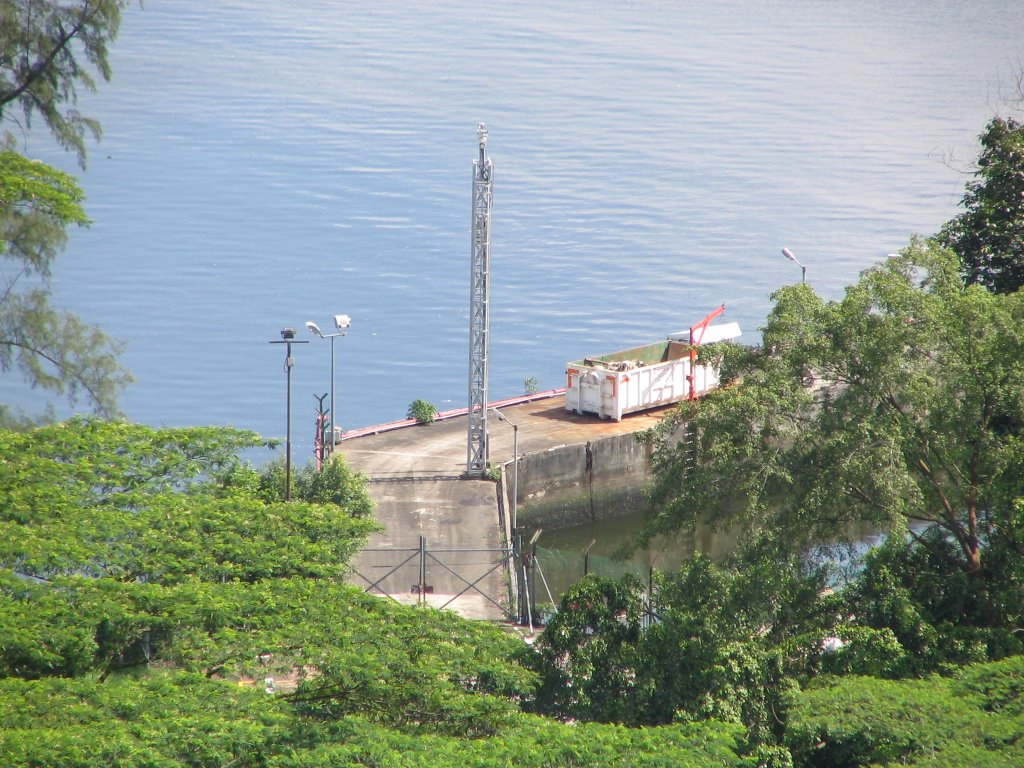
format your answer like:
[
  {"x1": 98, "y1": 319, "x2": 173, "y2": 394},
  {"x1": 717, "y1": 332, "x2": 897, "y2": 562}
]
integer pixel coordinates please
[{"x1": 338, "y1": 393, "x2": 673, "y2": 621}]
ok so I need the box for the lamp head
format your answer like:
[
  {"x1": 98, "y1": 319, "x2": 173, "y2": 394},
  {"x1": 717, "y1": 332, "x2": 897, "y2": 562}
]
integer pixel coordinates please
[
  {"x1": 782, "y1": 247, "x2": 797, "y2": 263},
  {"x1": 334, "y1": 314, "x2": 352, "y2": 330},
  {"x1": 305, "y1": 321, "x2": 323, "y2": 337}
]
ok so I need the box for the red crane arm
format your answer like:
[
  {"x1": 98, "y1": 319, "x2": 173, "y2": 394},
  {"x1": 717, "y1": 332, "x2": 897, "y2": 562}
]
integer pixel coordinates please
[
  {"x1": 687, "y1": 304, "x2": 726, "y2": 400},
  {"x1": 689, "y1": 304, "x2": 726, "y2": 346}
]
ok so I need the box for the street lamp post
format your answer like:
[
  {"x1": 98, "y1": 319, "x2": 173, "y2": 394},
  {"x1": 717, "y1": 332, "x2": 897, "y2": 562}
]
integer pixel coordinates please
[
  {"x1": 781, "y1": 247, "x2": 806, "y2": 283},
  {"x1": 491, "y1": 407, "x2": 526, "y2": 623},
  {"x1": 269, "y1": 327, "x2": 308, "y2": 501},
  {"x1": 306, "y1": 314, "x2": 351, "y2": 454}
]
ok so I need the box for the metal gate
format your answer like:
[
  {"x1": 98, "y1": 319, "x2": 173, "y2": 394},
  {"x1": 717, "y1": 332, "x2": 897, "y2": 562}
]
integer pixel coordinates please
[{"x1": 351, "y1": 536, "x2": 517, "y2": 621}]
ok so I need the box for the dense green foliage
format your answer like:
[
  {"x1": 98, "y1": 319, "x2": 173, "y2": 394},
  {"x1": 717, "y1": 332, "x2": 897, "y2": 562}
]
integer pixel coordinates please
[
  {"x1": 840, "y1": 525, "x2": 1024, "y2": 674},
  {"x1": 0, "y1": 419, "x2": 757, "y2": 766},
  {"x1": 940, "y1": 116, "x2": 1024, "y2": 294},
  {"x1": 232, "y1": 453, "x2": 376, "y2": 514},
  {"x1": 523, "y1": 551, "x2": 871, "y2": 728},
  {"x1": 0, "y1": 420, "x2": 379, "y2": 679},
  {"x1": 523, "y1": 540, "x2": 1024, "y2": 763},
  {"x1": 644, "y1": 239, "x2": 1024, "y2": 577},
  {"x1": 523, "y1": 575, "x2": 650, "y2": 725},
  {"x1": 785, "y1": 654, "x2": 1024, "y2": 767},
  {"x1": 0, "y1": 671, "x2": 754, "y2": 768},
  {"x1": 407, "y1": 398, "x2": 439, "y2": 424}
]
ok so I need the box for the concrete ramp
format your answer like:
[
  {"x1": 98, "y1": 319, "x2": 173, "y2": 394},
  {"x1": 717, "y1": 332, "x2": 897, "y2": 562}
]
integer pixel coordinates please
[{"x1": 339, "y1": 395, "x2": 673, "y2": 621}]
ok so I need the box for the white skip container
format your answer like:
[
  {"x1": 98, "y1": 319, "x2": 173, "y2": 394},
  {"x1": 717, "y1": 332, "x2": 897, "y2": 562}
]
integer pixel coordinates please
[{"x1": 564, "y1": 322, "x2": 741, "y2": 421}]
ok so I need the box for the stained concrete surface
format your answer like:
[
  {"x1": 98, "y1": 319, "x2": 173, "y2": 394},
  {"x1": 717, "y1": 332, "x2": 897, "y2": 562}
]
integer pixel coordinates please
[{"x1": 338, "y1": 394, "x2": 673, "y2": 620}]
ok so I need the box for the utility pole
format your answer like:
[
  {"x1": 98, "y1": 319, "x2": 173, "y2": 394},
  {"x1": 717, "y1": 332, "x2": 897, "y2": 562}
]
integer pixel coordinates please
[{"x1": 269, "y1": 328, "x2": 308, "y2": 501}]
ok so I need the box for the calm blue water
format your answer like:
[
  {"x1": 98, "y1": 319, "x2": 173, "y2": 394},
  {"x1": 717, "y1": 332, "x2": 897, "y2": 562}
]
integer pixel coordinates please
[{"x1": 5, "y1": 0, "x2": 1022, "y2": 459}]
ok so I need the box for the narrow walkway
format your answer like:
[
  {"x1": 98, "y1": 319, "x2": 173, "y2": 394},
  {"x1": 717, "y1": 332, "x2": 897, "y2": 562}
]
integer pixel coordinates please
[{"x1": 338, "y1": 393, "x2": 673, "y2": 620}]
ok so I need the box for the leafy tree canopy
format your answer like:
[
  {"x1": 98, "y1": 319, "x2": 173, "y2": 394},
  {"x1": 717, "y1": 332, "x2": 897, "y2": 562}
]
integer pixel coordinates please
[
  {"x1": 0, "y1": 672, "x2": 752, "y2": 768},
  {"x1": 0, "y1": 2, "x2": 137, "y2": 422},
  {"x1": 838, "y1": 536, "x2": 1019, "y2": 676},
  {"x1": 0, "y1": 418, "x2": 751, "y2": 766},
  {"x1": 521, "y1": 574, "x2": 650, "y2": 725},
  {"x1": 523, "y1": 535, "x2": 1024, "y2": 763},
  {"x1": 643, "y1": 238, "x2": 1024, "y2": 576},
  {"x1": 229, "y1": 453, "x2": 376, "y2": 515},
  {"x1": 1, "y1": 0, "x2": 133, "y2": 166},
  {"x1": 524, "y1": 549, "x2": 836, "y2": 735},
  {"x1": 785, "y1": 654, "x2": 1024, "y2": 767},
  {"x1": 0, "y1": 146, "x2": 131, "y2": 423},
  {"x1": 0, "y1": 420, "x2": 379, "y2": 675},
  {"x1": 940, "y1": 115, "x2": 1024, "y2": 294},
  {"x1": 0, "y1": 419, "x2": 544, "y2": 747}
]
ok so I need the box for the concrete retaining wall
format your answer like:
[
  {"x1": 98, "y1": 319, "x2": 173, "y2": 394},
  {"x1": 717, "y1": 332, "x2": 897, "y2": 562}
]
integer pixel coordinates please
[{"x1": 512, "y1": 432, "x2": 653, "y2": 529}]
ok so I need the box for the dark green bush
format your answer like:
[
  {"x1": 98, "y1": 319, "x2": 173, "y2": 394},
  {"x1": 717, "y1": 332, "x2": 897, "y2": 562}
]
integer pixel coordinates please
[
  {"x1": 407, "y1": 399, "x2": 439, "y2": 424},
  {"x1": 785, "y1": 656, "x2": 1024, "y2": 767}
]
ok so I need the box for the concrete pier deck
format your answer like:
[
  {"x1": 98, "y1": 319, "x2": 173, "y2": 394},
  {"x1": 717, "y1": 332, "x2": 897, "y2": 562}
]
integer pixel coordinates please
[{"x1": 339, "y1": 393, "x2": 673, "y2": 620}]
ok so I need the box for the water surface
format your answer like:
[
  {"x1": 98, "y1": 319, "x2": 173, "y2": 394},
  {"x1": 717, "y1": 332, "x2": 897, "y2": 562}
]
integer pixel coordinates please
[{"x1": 4, "y1": 0, "x2": 1020, "y2": 460}]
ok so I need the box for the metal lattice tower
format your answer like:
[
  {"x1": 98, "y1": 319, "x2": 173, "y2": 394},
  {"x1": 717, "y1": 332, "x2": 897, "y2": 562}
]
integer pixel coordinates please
[{"x1": 467, "y1": 123, "x2": 493, "y2": 476}]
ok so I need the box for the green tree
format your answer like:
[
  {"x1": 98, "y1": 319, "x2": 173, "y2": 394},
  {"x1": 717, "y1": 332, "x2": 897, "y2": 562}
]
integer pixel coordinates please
[
  {"x1": 644, "y1": 239, "x2": 1024, "y2": 578},
  {"x1": 838, "y1": 530, "x2": 1024, "y2": 674},
  {"x1": 1, "y1": 0, "x2": 133, "y2": 166},
  {"x1": 524, "y1": 549, "x2": 838, "y2": 742},
  {"x1": 0, "y1": 671, "x2": 752, "y2": 768},
  {"x1": 522, "y1": 575, "x2": 650, "y2": 725},
  {"x1": 939, "y1": 116, "x2": 1024, "y2": 294},
  {"x1": 1, "y1": 149, "x2": 131, "y2": 422},
  {"x1": 239, "y1": 453, "x2": 375, "y2": 515},
  {"x1": 638, "y1": 550, "x2": 830, "y2": 740},
  {"x1": 1, "y1": 2, "x2": 136, "y2": 422},
  {"x1": 407, "y1": 398, "x2": 439, "y2": 424},
  {"x1": 784, "y1": 655, "x2": 1024, "y2": 767},
  {"x1": 0, "y1": 419, "x2": 539, "y2": 743},
  {"x1": 0, "y1": 420, "x2": 377, "y2": 676}
]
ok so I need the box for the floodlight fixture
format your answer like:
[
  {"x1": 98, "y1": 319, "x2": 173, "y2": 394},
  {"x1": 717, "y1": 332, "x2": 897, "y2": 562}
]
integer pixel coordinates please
[
  {"x1": 781, "y1": 247, "x2": 806, "y2": 283},
  {"x1": 307, "y1": 314, "x2": 352, "y2": 456}
]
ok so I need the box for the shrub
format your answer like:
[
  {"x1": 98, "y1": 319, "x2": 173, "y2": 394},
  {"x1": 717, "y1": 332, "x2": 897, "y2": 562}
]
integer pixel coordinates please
[
  {"x1": 784, "y1": 658, "x2": 1024, "y2": 767},
  {"x1": 407, "y1": 399, "x2": 439, "y2": 424}
]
